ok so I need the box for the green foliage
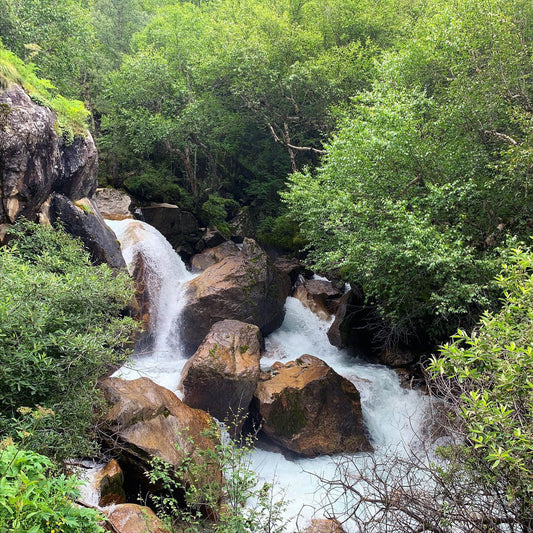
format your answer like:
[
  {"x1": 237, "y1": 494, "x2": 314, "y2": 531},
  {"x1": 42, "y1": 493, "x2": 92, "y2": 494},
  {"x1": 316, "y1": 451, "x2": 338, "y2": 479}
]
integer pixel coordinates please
[
  {"x1": 0, "y1": 0, "x2": 95, "y2": 98},
  {"x1": 148, "y1": 423, "x2": 289, "y2": 532},
  {"x1": 284, "y1": 0, "x2": 533, "y2": 346},
  {"x1": 0, "y1": 221, "x2": 136, "y2": 461},
  {"x1": 0, "y1": 42, "x2": 89, "y2": 138},
  {"x1": 200, "y1": 195, "x2": 240, "y2": 235},
  {"x1": 429, "y1": 247, "x2": 533, "y2": 524},
  {"x1": 0, "y1": 444, "x2": 105, "y2": 533},
  {"x1": 124, "y1": 166, "x2": 194, "y2": 209},
  {"x1": 257, "y1": 213, "x2": 305, "y2": 253}
]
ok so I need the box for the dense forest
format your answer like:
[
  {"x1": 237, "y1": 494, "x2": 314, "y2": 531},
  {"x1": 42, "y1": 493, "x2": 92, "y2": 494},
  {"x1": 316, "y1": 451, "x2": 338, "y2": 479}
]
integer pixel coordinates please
[{"x1": 1, "y1": 0, "x2": 533, "y2": 531}]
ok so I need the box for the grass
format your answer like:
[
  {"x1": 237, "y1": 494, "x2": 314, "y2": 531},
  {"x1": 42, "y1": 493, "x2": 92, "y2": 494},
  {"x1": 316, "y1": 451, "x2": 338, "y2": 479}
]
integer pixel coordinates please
[{"x1": 0, "y1": 41, "x2": 89, "y2": 140}]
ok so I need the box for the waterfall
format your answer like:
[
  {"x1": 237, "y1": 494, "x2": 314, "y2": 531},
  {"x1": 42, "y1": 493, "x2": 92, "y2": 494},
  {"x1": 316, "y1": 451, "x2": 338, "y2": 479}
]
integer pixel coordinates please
[
  {"x1": 106, "y1": 219, "x2": 196, "y2": 393},
  {"x1": 107, "y1": 219, "x2": 431, "y2": 530}
]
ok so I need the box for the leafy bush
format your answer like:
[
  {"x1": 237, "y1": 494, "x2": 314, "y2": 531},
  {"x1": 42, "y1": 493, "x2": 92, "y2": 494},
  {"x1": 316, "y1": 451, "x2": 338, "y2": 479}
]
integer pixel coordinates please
[
  {"x1": 148, "y1": 423, "x2": 289, "y2": 532},
  {"x1": 200, "y1": 195, "x2": 240, "y2": 236},
  {"x1": 429, "y1": 247, "x2": 533, "y2": 527},
  {"x1": 0, "y1": 444, "x2": 105, "y2": 533},
  {"x1": 0, "y1": 221, "x2": 136, "y2": 461}
]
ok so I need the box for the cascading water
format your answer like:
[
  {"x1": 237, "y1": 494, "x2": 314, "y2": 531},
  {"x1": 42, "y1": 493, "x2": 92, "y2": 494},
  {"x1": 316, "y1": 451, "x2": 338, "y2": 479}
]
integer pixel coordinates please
[
  {"x1": 106, "y1": 219, "x2": 197, "y2": 392},
  {"x1": 107, "y1": 219, "x2": 430, "y2": 530},
  {"x1": 251, "y1": 298, "x2": 430, "y2": 528}
]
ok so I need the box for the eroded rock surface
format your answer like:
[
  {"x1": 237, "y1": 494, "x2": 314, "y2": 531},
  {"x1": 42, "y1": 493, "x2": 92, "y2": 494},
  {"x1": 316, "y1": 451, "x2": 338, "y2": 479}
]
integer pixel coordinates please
[
  {"x1": 293, "y1": 279, "x2": 343, "y2": 321},
  {"x1": 95, "y1": 188, "x2": 133, "y2": 220},
  {"x1": 99, "y1": 377, "x2": 220, "y2": 498},
  {"x1": 181, "y1": 238, "x2": 290, "y2": 354},
  {"x1": 105, "y1": 504, "x2": 168, "y2": 533},
  {"x1": 253, "y1": 355, "x2": 372, "y2": 457},
  {"x1": 180, "y1": 320, "x2": 261, "y2": 434},
  {"x1": 191, "y1": 240, "x2": 241, "y2": 271}
]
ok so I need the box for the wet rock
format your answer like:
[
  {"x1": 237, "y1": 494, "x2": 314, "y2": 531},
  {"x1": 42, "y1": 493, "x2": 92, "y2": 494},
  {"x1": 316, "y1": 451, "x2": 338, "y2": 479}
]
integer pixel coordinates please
[
  {"x1": 104, "y1": 504, "x2": 168, "y2": 533},
  {"x1": 180, "y1": 320, "x2": 262, "y2": 435},
  {"x1": 273, "y1": 257, "x2": 310, "y2": 286},
  {"x1": 304, "y1": 519, "x2": 346, "y2": 533},
  {"x1": 229, "y1": 208, "x2": 256, "y2": 240},
  {"x1": 191, "y1": 240, "x2": 241, "y2": 271},
  {"x1": 94, "y1": 459, "x2": 126, "y2": 507},
  {"x1": 0, "y1": 84, "x2": 97, "y2": 224},
  {"x1": 99, "y1": 377, "x2": 221, "y2": 500},
  {"x1": 181, "y1": 238, "x2": 290, "y2": 354},
  {"x1": 253, "y1": 354, "x2": 372, "y2": 457},
  {"x1": 141, "y1": 203, "x2": 200, "y2": 249},
  {"x1": 293, "y1": 279, "x2": 344, "y2": 321},
  {"x1": 202, "y1": 227, "x2": 226, "y2": 248},
  {"x1": 95, "y1": 188, "x2": 133, "y2": 221},
  {"x1": 49, "y1": 193, "x2": 126, "y2": 269},
  {"x1": 327, "y1": 288, "x2": 366, "y2": 349}
]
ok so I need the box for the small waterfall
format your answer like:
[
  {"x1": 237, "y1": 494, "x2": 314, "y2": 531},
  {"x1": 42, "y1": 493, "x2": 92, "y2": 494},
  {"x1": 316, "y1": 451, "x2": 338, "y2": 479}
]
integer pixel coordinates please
[{"x1": 106, "y1": 219, "x2": 196, "y2": 393}]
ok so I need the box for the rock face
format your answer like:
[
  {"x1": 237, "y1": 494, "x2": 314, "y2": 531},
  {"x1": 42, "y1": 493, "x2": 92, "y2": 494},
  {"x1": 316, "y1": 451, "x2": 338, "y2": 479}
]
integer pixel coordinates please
[
  {"x1": 0, "y1": 85, "x2": 97, "y2": 224},
  {"x1": 253, "y1": 355, "x2": 372, "y2": 457},
  {"x1": 141, "y1": 203, "x2": 200, "y2": 251},
  {"x1": 180, "y1": 320, "x2": 262, "y2": 434},
  {"x1": 180, "y1": 238, "x2": 290, "y2": 354},
  {"x1": 95, "y1": 188, "x2": 133, "y2": 220},
  {"x1": 0, "y1": 84, "x2": 124, "y2": 268},
  {"x1": 327, "y1": 288, "x2": 366, "y2": 349},
  {"x1": 49, "y1": 193, "x2": 126, "y2": 269},
  {"x1": 191, "y1": 240, "x2": 241, "y2": 271},
  {"x1": 273, "y1": 257, "x2": 310, "y2": 286},
  {"x1": 293, "y1": 279, "x2": 344, "y2": 321},
  {"x1": 99, "y1": 377, "x2": 220, "y2": 498},
  {"x1": 105, "y1": 504, "x2": 168, "y2": 533}
]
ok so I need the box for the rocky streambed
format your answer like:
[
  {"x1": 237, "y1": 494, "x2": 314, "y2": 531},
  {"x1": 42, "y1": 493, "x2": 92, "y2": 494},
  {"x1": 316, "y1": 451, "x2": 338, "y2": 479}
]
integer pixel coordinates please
[{"x1": 95, "y1": 218, "x2": 431, "y2": 532}]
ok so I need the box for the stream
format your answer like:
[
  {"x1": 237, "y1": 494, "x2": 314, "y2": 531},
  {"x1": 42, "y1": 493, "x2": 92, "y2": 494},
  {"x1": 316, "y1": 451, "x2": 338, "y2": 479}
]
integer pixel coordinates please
[{"x1": 106, "y1": 218, "x2": 431, "y2": 531}]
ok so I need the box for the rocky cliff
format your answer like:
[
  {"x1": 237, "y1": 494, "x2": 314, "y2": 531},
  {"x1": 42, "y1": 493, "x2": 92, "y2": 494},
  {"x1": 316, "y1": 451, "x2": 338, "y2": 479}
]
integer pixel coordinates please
[{"x1": 0, "y1": 83, "x2": 124, "y2": 268}]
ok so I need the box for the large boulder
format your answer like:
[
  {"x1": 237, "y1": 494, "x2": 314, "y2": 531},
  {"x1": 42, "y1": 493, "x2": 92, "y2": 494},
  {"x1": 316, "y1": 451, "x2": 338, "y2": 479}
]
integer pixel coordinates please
[
  {"x1": 180, "y1": 238, "x2": 290, "y2": 354},
  {"x1": 191, "y1": 240, "x2": 241, "y2": 271},
  {"x1": 273, "y1": 257, "x2": 310, "y2": 286},
  {"x1": 252, "y1": 355, "x2": 372, "y2": 457},
  {"x1": 0, "y1": 84, "x2": 126, "y2": 269},
  {"x1": 104, "y1": 504, "x2": 168, "y2": 533},
  {"x1": 141, "y1": 203, "x2": 200, "y2": 251},
  {"x1": 180, "y1": 320, "x2": 262, "y2": 434},
  {"x1": 293, "y1": 279, "x2": 343, "y2": 321},
  {"x1": 99, "y1": 377, "x2": 221, "y2": 499},
  {"x1": 49, "y1": 193, "x2": 126, "y2": 269},
  {"x1": 95, "y1": 188, "x2": 133, "y2": 221},
  {"x1": 93, "y1": 459, "x2": 126, "y2": 507}
]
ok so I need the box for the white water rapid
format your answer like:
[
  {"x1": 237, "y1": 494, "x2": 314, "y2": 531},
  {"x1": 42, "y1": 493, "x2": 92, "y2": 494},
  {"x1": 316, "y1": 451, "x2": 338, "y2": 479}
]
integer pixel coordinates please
[{"x1": 107, "y1": 219, "x2": 430, "y2": 531}]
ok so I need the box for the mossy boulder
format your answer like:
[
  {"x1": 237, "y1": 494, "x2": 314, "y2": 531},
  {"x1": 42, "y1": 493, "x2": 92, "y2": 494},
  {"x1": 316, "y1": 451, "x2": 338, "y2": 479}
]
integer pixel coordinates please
[{"x1": 252, "y1": 355, "x2": 372, "y2": 457}]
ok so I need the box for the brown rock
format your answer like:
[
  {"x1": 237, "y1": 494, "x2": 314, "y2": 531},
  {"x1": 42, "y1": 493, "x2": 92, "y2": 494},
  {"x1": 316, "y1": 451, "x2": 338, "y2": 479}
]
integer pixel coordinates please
[
  {"x1": 294, "y1": 279, "x2": 343, "y2": 321},
  {"x1": 253, "y1": 355, "x2": 372, "y2": 457},
  {"x1": 95, "y1": 188, "x2": 133, "y2": 220},
  {"x1": 105, "y1": 504, "x2": 169, "y2": 533},
  {"x1": 95, "y1": 459, "x2": 126, "y2": 507},
  {"x1": 181, "y1": 238, "x2": 290, "y2": 354},
  {"x1": 99, "y1": 377, "x2": 221, "y2": 498},
  {"x1": 327, "y1": 288, "x2": 365, "y2": 349},
  {"x1": 273, "y1": 257, "x2": 310, "y2": 286},
  {"x1": 180, "y1": 320, "x2": 261, "y2": 434},
  {"x1": 203, "y1": 227, "x2": 226, "y2": 248},
  {"x1": 191, "y1": 240, "x2": 241, "y2": 271},
  {"x1": 304, "y1": 518, "x2": 346, "y2": 533}
]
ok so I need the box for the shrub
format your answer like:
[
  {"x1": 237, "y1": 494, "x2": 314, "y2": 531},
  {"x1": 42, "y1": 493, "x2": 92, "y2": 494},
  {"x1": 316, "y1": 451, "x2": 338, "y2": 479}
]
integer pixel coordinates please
[
  {"x1": 0, "y1": 444, "x2": 105, "y2": 533},
  {"x1": 148, "y1": 423, "x2": 290, "y2": 533},
  {"x1": 0, "y1": 220, "x2": 137, "y2": 461}
]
